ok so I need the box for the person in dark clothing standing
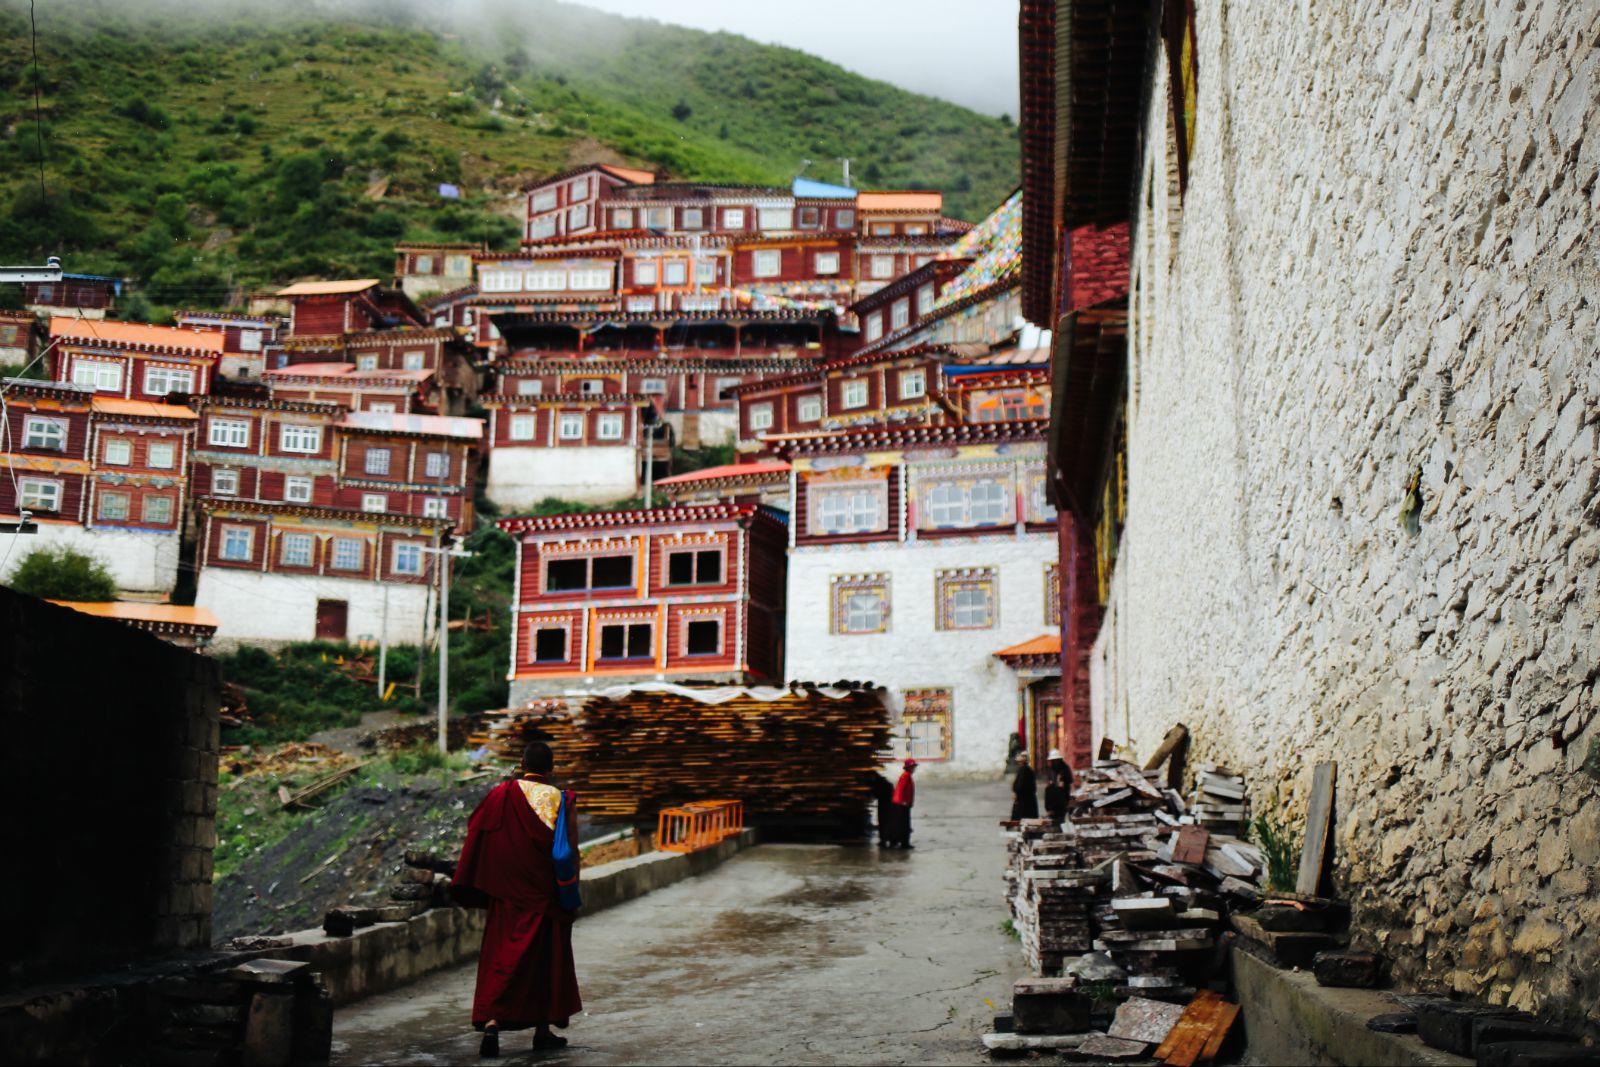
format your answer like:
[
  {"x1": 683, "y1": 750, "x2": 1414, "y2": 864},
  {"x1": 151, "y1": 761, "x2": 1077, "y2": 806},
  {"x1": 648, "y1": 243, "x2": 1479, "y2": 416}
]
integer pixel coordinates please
[
  {"x1": 1010, "y1": 752, "x2": 1039, "y2": 820},
  {"x1": 868, "y1": 771, "x2": 896, "y2": 847},
  {"x1": 1043, "y1": 747, "x2": 1072, "y2": 825}
]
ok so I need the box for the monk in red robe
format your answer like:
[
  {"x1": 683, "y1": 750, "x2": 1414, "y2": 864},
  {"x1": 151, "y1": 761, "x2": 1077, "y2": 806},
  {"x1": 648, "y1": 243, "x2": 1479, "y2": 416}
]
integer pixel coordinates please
[
  {"x1": 452, "y1": 742, "x2": 582, "y2": 1057},
  {"x1": 886, "y1": 758, "x2": 918, "y2": 848}
]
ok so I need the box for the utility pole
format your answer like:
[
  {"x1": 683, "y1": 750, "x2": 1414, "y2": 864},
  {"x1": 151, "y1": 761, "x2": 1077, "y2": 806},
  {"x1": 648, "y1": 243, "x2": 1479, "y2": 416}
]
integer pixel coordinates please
[
  {"x1": 839, "y1": 159, "x2": 852, "y2": 187},
  {"x1": 417, "y1": 540, "x2": 474, "y2": 754},
  {"x1": 642, "y1": 417, "x2": 664, "y2": 509},
  {"x1": 376, "y1": 582, "x2": 389, "y2": 699}
]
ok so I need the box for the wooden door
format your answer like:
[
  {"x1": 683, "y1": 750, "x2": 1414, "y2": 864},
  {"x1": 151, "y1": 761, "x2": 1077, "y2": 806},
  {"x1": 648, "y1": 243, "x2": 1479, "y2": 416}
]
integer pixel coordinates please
[{"x1": 315, "y1": 599, "x2": 348, "y2": 641}]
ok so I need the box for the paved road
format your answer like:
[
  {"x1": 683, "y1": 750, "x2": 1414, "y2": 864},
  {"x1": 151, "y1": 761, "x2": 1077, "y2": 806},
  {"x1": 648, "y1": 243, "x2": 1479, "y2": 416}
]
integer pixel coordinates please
[{"x1": 332, "y1": 780, "x2": 1022, "y2": 1065}]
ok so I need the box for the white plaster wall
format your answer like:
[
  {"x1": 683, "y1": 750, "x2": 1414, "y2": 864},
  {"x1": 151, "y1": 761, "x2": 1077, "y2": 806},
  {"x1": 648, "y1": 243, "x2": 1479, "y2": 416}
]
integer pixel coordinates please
[
  {"x1": 486, "y1": 446, "x2": 639, "y2": 508},
  {"x1": 786, "y1": 533, "x2": 1058, "y2": 778},
  {"x1": 195, "y1": 569, "x2": 432, "y2": 648},
  {"x1": 0, "y1": 523, "x2": 181, "y2": 596},
  {"x1": 1103, "y1": 0, "x2": 1599, "y2": 1020}
]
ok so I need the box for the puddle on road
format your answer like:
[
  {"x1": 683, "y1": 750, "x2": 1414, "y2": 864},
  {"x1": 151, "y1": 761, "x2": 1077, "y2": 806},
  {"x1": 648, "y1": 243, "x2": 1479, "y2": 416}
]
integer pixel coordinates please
[{"x1": 770, "y1": 878, "x2": 874, "y2": 908}]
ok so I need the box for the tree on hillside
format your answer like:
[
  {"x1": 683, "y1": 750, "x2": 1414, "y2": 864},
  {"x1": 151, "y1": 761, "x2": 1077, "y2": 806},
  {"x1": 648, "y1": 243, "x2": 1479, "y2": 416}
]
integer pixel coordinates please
[
  {"x1": 671, "y1": 100, "x2": 693, "y2": 122},
  {"x1": 7, "y1": 545, "x2": 117, "y2": 602}
]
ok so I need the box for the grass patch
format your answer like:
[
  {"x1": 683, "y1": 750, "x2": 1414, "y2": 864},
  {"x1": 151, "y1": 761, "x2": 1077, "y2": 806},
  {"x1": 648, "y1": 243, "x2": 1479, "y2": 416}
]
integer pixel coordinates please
[{"x1": 1250, "y1": 808, "x2": 1302, "y2": 893}]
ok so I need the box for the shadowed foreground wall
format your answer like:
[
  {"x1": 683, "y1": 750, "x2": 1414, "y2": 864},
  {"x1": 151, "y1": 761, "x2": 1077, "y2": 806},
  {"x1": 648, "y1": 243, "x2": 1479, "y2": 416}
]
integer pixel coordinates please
[{"x1": 0, "y1": 586, "x2": 220, "y2": 987}]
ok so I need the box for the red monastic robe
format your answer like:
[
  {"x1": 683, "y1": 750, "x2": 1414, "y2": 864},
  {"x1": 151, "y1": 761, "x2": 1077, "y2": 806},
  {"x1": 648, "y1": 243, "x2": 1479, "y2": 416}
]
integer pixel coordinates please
[
  {"x1": 892, "y1": 771, "x2": 915, "y2": 807},
  {"x1": 452, "y1": 777, "x2": 583, "y2": 1030}
]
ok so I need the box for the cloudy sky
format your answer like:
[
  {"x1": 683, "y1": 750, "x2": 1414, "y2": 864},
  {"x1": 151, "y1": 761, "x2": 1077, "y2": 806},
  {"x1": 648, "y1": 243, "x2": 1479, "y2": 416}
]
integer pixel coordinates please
[{"x1": 573, "y1": 0, "x2": 1022, "y2": 117}]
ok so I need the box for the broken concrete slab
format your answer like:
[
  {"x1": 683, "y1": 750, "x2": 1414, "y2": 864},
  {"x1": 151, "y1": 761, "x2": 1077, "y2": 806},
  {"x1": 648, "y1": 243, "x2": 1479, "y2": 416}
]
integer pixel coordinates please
[
  {"x1": 1013, "y1": 977, "x2": 1091, "y2": 1034},
  {"x1": 1368, "y1": 1012, "x2": 1419, "y2": 1034},
  {"x1": 1417, "y1": 1002, "x2": 1531, "y2": 1055},
  {"x1": 1106, "y1": 995, "x2": 1186, "y2": 1044},
  {"x1": 1314, "y1": 950, "x2": 1389, "y2": 988},
  {"x1": 1068, "y1": 1033, "x2": 1150, "y2": 1060},
  {"x1": 981, "y1": 1031, "x2": 1090, "y2": 1052}
]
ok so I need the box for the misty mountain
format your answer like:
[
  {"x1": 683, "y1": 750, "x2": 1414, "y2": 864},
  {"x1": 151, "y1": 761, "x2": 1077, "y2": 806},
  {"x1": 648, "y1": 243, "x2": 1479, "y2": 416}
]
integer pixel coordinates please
[{"x1": 0, "y1": 0, "x2": 1017, "y2": 310}]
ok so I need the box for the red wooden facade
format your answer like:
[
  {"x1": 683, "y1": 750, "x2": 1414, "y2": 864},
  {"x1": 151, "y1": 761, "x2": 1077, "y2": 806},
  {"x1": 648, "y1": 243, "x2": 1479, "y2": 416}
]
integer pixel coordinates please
[
  {"x1": 49, "y1": 319, "x2": 224, "y2": 404},
  {"x1": 500, "y1": 504, "x2": 788, "y2": 686},
  {"x1": 23, "y1": 274, "x2": 121, "y2": 313},
  {"x1": 277, "y1": 280, "x2": 427, "y2": 338}
]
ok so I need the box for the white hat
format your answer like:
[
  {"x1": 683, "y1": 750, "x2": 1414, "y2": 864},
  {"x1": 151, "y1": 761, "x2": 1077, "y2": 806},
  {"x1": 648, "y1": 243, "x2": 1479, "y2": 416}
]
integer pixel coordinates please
[{"x1": 1048, "y1": 748, "x2": 1065, "y2": 761}]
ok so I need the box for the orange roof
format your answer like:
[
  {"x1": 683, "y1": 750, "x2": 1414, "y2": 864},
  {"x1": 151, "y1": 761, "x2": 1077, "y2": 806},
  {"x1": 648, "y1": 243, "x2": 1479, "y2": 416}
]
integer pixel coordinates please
[
  {"x1": 264, "y1": 363, "x2": 434, "y2": 383},
  {"x1": 49, "y1": 600, "x2": 220, "y2": 630},
  {"x1": 49, "y1": 318, "x2": 224, "y2": 354},
  {"x1": 857, "y1": 191, "x2": 944, "y2": 212},
  {"x1": 993, "y1": 634, "x2": 1061, "y2": 658},
  {"x1": 276, "y1": 279, "x2": 381, "y2": 297},
  {"x1": 91, "y1": 397, "x2": 199, "y2": 421},
  {"x1": 600, "y1": 164, "x2": 656, "y2": 184},
  {"x1": 654, "y1": 461, "x2": 790, "y2": 488}
]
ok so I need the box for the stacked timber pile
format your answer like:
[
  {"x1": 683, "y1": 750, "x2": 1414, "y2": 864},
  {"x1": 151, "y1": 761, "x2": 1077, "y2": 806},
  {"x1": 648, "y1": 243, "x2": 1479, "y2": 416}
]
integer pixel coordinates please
[
  {"x1": 472, "y1": 684, "x2": 891, "y2": 835},
  {"x1": 1187, "y1": 764, "x2": 1249, "y2": 836}
]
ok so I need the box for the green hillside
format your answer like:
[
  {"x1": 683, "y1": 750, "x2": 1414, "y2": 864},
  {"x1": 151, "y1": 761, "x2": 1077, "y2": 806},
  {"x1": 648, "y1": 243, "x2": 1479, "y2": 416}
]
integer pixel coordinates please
[{"x1": 0, "y1": 0, "x2": 1017, "y2": 314}]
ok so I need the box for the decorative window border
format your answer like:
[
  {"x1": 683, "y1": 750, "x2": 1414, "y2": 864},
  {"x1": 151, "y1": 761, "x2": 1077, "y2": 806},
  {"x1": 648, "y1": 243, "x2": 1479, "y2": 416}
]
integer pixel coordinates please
[
  {"x1": 806, "y1": 473, "x2": 889, "y2": 537},
  {"x1": 901, "y1": 687, "x2": 953, "y2": 762},
  {"x1": 1045, "y1": 563, "x2": 1062, "y2": 628},
  {"x1": 678, "y1": 607, "x2": 726, "y2": 657},
  {"x1": 829, "y1": 573, "x2": 890, "y2": 635},
  {"x1": 935, "y1": 567, "x2": 998, "y2": 631}
]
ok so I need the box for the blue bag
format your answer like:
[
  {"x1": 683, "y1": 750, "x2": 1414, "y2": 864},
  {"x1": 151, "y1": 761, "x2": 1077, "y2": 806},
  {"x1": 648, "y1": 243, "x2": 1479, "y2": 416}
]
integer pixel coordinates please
[{"x1": 551, "y1": 790, "x2": 582, "y2": 912}]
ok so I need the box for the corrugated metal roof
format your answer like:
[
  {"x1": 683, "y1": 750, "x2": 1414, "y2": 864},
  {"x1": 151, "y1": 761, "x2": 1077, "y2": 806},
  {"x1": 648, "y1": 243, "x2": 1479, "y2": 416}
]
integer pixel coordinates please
[
  {"x1": 993, "y1": 634, "x2": 1061, "y2": 658},
  {"x1": 276, "y1": 279, "x2": 381, "y2": 296},
  {"x1": 90, "y1": 397, "x2": 200, "y2": 420},
  {"x1": 654, "y1": 462, "x2": 790, "y2": 487},
  {"x1": 49, "y1": 600, "x2": 220, "y2": 630},
  {"x1": 49, "y1": 318, "x2": 224, "y2": 353}
]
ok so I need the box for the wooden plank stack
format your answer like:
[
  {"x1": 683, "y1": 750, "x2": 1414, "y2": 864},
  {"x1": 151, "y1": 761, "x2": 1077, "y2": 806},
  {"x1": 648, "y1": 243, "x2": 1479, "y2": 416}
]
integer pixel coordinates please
[
  {"x1": 471, "y1": 686, "x2": 891, "y2": 835},
  {"x1": 1188, "y1": 764, "x2": 1249, "y2": 837},
  {"x1": 1003, "y1": 818, "x2": 1102, "y2": 974}
]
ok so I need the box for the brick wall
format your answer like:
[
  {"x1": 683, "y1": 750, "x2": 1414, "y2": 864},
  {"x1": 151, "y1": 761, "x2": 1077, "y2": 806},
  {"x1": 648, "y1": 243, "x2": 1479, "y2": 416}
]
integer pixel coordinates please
[
  {"x1": 0, "y1": 587, "x2": 220, "y2": 986},
  {"x1": 1103, "y1": 1, "x2": 1598, "y2": 1027}
]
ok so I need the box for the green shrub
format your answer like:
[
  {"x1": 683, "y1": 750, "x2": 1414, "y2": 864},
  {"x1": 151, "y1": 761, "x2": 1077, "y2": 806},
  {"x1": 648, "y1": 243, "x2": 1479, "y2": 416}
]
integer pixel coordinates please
[
  {"x1": 1250, "y1": 809, "x2": 1301, "y2": 893},
  {"x1": 8, "y1": 545, "x2": 117, "y2": 601}
]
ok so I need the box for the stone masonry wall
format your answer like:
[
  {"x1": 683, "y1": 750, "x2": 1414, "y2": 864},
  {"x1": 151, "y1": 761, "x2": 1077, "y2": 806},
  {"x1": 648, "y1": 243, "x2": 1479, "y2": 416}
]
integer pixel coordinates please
[
  {"x1": 0, "y1": 587, "x2": 221, "y2": 986},
  {"x1": 1110, "y1": 1, "x2": 1598, "y2": 1029}
]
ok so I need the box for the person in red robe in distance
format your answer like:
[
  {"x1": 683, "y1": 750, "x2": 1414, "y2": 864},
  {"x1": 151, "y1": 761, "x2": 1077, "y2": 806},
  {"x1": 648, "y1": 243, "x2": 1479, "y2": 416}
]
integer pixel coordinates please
[
  {"x1": 452, "y1": 741, "x2": 582, "y2": 1057},
  {"x1": 886, "y1": 758, "x2": 918, "y2": 848}
]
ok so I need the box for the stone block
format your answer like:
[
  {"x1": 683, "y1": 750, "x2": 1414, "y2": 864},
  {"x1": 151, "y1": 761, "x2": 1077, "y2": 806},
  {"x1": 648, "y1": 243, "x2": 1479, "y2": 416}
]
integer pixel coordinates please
[
  {"x1": 1312, "y1": 950, "x2": 1389, "y2": 988},
  {"x1": 321, "y1": 911, "x2": 354, "y2": 938},
  {"x1": 1417, "y1": 1001, "x2": 1530, "y2": 1055},
  {"x1": 169, "y1": 1002, "x2": 246, "y2": 1027},
  {"x1": 399, "y1": 866, "x2": 435, "y2": 885},
  {"x1": 1012, "y1": 977, "x2": 1092, "y2": 1034},
  {"x1": 1476, "y1": 1042, "x2": 1600, "y2": 1067},
  {"x1": 1469, "y1": 1016, "x2": 1578, "y2": 1052},
  {"x1": 388, "y1": 883, "x2": 431, "y2": 902},
  {"x1": 240, "y1": 991, "x2": 295, "y2": 1066},
  {"x1": 1366, "y1": 1012, "x2": 1417, "y2": 1034}
]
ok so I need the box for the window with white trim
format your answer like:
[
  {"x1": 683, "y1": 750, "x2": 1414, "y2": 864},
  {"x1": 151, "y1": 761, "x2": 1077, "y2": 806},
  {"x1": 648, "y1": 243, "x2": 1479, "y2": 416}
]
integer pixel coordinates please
[
  {"x1": 596, "y1": 413, "x2": 624, "y2": 440},
  {"x1": 142, "y1": 494, "x2": 173, "y2": 525},
  {"x1": 569, "y1": 176, "x2": 590, "y2": 200},
  {"x1": 749, "y1": 403, "x2": 774, "y2": 431},
  {"x1": 558, "y1": 413, "x2": 584, "y2": 440},
  {"x1": 531, "y1": 189, "x2": 558, "y2": 213},
  {"x1": 279, "y1": 424, "x2": 322, "y2": 453},
  {"x1": 723, "y1": 207, "x2": 747, "y2": 229},
  {"x1": 392, "y1": 542, "x2": 424, "y2": 575},
  {"x1": 72, "y1": 360, "x2": 122, "y2": 392},
  {"x1": 368, "y1": 402, "x2": 396, "y2": 414},
  {"x1": 212, "y1": 468, "x2": 239, "y2": 496},
  {"x1": 869, "y1": 255, "x2": 895, "y2": 279},
  {"x1": 644, "y1": 207, "x2": 671, "y2": 230},
  {"x1": 579, "y1": 379, "x2": 605, "y2": 395},
  {"x1": 841, "y1": 379, "x2": 868, "y2": 409},
  {"x1": 662, "y1": 260, "x2": 688, "y2": 286},
  {"x1": 758, "y1": 207, "x2": 793, "y2": 230},
  {"x1": 682, "y1": 207, "x2": 704, "y2": 229},
  {"x1": 568, "y1": 268, "x2": 613, "y2": 291},
  {"x1": 423, "y1": 497, "x2": 449, "y2": 518},
  {"x1": 481, "y1": 270, "x2": 521, "y2": 292},
  {"x1": 414, "y1": 255, "x2": 435, "y2": 274},
  {"x1": 864, "y1": 315, "x2": 884, "y2": 343},
  {"x1": 402, "y1": 350, "x2": 426, "y2": 371},
  {"x1": 98, "y1": 491, "x2": 130, "y2": 520},
  {"x1": 18, "y1": 478, "x2": 61, "y2": 512},
  {"x1": 280, "y1": 532, "x2": 314, "y2": 567},
  {"x1": 835, "y1": 208, "x2": 856, "y2": 229},
  {"x1": 527, "y1": 269, "x2": 566, "y2": 291},
  {"x1": 220, "y1": 526, "x2": 253, "y2": 561},
  {"x1": 239, "y1": 329, "x2": 263, "y2": 352},
  {"x1": 23, "y1": 416, "x2": 66, "y2": 451},
  {"x1": 830, "y1": 574, "x2": 890, "y2": 634},
  {"x1": 611, "y1": 208, "x2": 634, "y2": 229},
  {"x1": 899, "y1": 369, "x2": 926, "y2": 400},
  {"x1": 209, "y1": 418, "x2": 250, "y2": 448},
  {"x1": 936, "y1": 568, "x2": 997, "y2": 630},
  {"x1": 530, "y1": 216, "x2": 557, "y2": 240},
  {"x1": 356, "y1": 354, "x2": 378, "y2": 371},
  {"x1": 812, "y1": 485, "x2": 883, "y2": 534},
  {"x1": 797, "y1": 395, "x2": 822, "y2": 422},
  {"x1": 331, "y1": 537, "x2": 363, "y2": 571},
  {"x1": 568, "y1": 203, "x2": 589, "y2": 229},
  {"x1": 685, "y1": 618, "x2": 722, "y2": 656},
  {"x1": 284, "y1": 476, "x2": 313, "y2": 503},
  {"x1": 814, "y1": 252, "x2": 840, "y2": 275},
  {"x1": 362, "y1": 493, "x2": 387, "y2": 513},
  {"x1": 752, "y1": 250, "x2": 781, "y2": 278},
  {"x1": 509, "y1": 414, "x2": 536, "y2": 441},
  {"x1": 515, "y1": 378, "x2": 543, "y2": 396},
  {"x1": 797, "y1": 206, "x2": 820, "y2": 228},
  {"x1": 891, "y1": 298, "x2": 910, "y2": 330},
  {"x1": 103, "y1": 438, "x2": 132, "y2": 465},
  {"x1": 364, "y1": 448, "x2": 391, "y2": 475},
  {"x1": 916, "y1": 282, "x2": 936, "y2": 315},
  {"x1": 597, "y1": 622, "x2": 653, "y2": 660},
  {"x1": 714, "y1": 377, "x2": 741, "y2": 400},
  {"x1": 641, "y1": 378, "x2": 667, "y2": 395},
  {"x1": 533, "y1": 625, "x2": 568, "y2": 663},
  {"x1": 634, "y1": 260, "x2": 658, "y2": 286},
  {"x1": 695, "y1": 259, "x2": 717, "y2": 284},
  {"x1": 147, "y1": 442, "x2": 176, "y2": 469},
  {"x1": 425, "y1": 451, "x2": 449, "y2": 478},
  {"x1": 143, "y1": 366, "x2": 195, "y2": 397}
]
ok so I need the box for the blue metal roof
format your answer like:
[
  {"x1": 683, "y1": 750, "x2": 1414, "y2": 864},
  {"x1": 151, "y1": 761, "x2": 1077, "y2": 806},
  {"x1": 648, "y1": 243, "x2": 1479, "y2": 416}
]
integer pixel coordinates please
[{"x1": 792, "y1": 178, "x2": 856, "y2": 200}]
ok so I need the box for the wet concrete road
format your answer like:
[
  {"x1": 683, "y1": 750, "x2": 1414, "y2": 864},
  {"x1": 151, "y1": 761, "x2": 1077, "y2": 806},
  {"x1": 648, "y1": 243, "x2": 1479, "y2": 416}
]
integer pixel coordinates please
[{"x1": 333, "y1": 781, "x2": 1022, "y2": 1065}]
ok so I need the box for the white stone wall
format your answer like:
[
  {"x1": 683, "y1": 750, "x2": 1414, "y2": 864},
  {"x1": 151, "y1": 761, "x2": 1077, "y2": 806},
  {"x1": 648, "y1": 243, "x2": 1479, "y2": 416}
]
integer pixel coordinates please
[
  {"x1": 485, "y1": 445, "x2": 639, "y2": 508},
  {"x1": 195, "y1": 569, "x2": 432, "y2": 648},
  {"x1": 0, "y1": 523, "x2": 181, "y2": 596},
  {"x1": 1105, "y1": 2, "x2": 1598, "y2": 1020},
  {"x1": 786, "y1": 533, "x2": 1058, "y2": 778}
]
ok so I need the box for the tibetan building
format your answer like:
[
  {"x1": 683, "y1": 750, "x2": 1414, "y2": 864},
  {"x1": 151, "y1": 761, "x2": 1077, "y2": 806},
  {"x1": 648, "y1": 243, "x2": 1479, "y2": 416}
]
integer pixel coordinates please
[
  {"x1": 0, "y1": 379, "x2": 197, "y2": 595},
  {"x1": 777, "y1": 419, "x2": 1059, "y2": 777},
  {"x1": 172, "y1": 310, "x2": 286, "y2": 383},
  {"x1": 498, "y1": 503, "x2": 788, "y2": 701},
  {"x1": 48, "y1": 318, "x2": 224, "y2": 403}
]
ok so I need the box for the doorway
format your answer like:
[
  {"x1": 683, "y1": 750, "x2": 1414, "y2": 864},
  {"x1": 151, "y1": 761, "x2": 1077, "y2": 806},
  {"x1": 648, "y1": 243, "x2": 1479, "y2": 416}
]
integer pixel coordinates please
[{"x1": 315, "y1": 599, "x2": 348, "y2": 641}]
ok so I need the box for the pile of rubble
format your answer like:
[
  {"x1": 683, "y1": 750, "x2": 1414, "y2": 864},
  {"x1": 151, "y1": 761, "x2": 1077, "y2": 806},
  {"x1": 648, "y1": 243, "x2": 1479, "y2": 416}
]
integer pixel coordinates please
[{"x1": 318, "y1": 850, "x2": 456, "y2": 937}]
